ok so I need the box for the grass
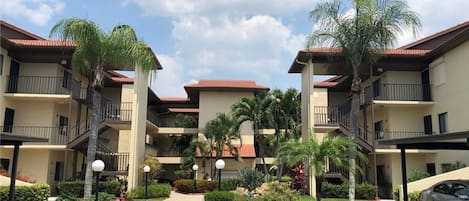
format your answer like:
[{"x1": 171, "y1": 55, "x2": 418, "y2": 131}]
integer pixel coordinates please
[
  {"x1": 132, "y1": 198, "x2": 166, "y2": 201},
  {"x1": 299, "y1": 196, "x2": 372, "y2": 201}
]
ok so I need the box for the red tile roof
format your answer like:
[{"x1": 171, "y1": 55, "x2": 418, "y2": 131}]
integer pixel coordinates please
[
  {"x1": 185, "y1": 80, "x2": 269, "y2": 90},
  {"x1": 313, "y1": 75, "x2": 344, "y2": 88},
  {"x1": 159, "y1": 97, "x2": 190, "y2": 102},
  {"x1": 299, "y1": 48, "x2": 430, "y2": 56},
  {"x1": 400, "y1": 20, "x2": 469, "y2": 50},
  {"x1": 168, "y1": 108, "x2": 199, "y2": 113},
  {"x1": 197, "y1": 144, "x2": 256, "y2": 158},
  {"x1": 8, "y1": 39, "x2": 76, "y2": 48},
  {"x1": 0, "y1": 20, "x2": 45, "y2": 40}
]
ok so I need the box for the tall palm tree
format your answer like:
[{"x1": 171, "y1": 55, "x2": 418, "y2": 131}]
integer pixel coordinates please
[
  {"x1": 278, "y1": 134, "x2": 366, "y2": 201},
  {"x1": 307, "y1": 0, "x2": 420, "y2": 199},
  {"x1": 232, "y1": 91, "x2": 271, "y2": 175},
  {"x1": 50, "y1": 18, "x2": 158, "y2": 199},
  {"x1": 203, "y1": 113, "x2": 241, "y2": 178}
]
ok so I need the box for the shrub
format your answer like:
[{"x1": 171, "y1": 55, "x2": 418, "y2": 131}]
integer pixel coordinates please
[
  {"x1": 89, "y1": 192, "x2": 115, "y2": 201},
  {"x1": 0, "y1": 183, "x2": 50, "y2": 201},
  {"x1": 127, "y1": 183, "x2": 171, "y2": 199},
  {"x1": 57, "y1": 180, "x2": 122, "y2": 197},
  {"x1": 407, "y1": 169, "x2": 430, "y2": 182},
  {"x1": 205, "y1": 191, "x2": 235, "y2": 201},
  {"x1": 238, "y1": 168, "x2": 264, "y2": 193},
  {"x1": 321, "y1": 182, "x2": 376, "y2": 199},
  {"x1": 56, "y1": 193, "x2": 79, "y2": 201},
  {"x1": 142, "y1": 155, "x2": 162, "y2": 180},
  {"x1": 221, "y1": 178, "x2": 240, "y2": 191},
  {"x1": 393, "y1": 187, "x2": 420, "y2": 201},
  {"x1": 174, "y1": 179, "x2": 216, "y2": 193},
  {"x1": 291, "y1": 163, "x2": 307, "y2": 193},
  {"x1": 280, "y1": 176, "x2": 292, "y2": 182},
  {"x1": 441, "y1": 160, "x2": 467, "y2": 173},
  {"x1": 174, "y1": 169, "x2": 192, "y2": 180}
]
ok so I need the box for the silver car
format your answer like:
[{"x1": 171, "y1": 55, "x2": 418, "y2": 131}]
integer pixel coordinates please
[{"x1": 419, "y1": 180, "x2": 469, "y2": 201}]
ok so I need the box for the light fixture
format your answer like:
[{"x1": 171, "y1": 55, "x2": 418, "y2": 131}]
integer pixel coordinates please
[
  {"x1": 143, "y1": 165, "x2": 151, "y2": 199},
  {"x1": 91, "y1": 160, "x2": 105, "y2": 172},
  {"x1": 377, "y1": 67, "x2": 383, "y2": 72},
  {"x1": 215, "y1": 159, "x2": 225, "y2": 191},
  {"x1": 143, "y1": 165, "x2": 151, "y2": 173},
  {"x1": 192, "y1": 164, "x2": 199, "y2": 192},
  {"x1": 60, "y1": 59, "x2": 67, "y2": 65}
]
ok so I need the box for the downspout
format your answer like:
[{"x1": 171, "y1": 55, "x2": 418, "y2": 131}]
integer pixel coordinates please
[{"x1": 370, "y1": 64, "x2": 378, "y2": 198}]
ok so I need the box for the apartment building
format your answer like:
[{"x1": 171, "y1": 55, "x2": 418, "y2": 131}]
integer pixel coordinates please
[
  {"x1": 0, "y1": 20, "x2": 161, "y2": 191},
  {"x1": 290, "y1": 21, "x2": 469, "y2": 198}
]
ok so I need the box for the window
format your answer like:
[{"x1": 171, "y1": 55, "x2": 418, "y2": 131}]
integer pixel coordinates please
[
  {"x1": 59, "y1": 116, "x2": 68, "y2": 136},
  {"x1": 0, "y1": 54, "x2": 3, "y2": 75},
  {"x1": 62, "y1": 71, "x2": 71, "y2": 89},
  {"x1": 424, "y1": 115, "x2": 432, "y2": 135},
  {"x1": 438, "y1": 112, "x2": 448, "y2": 133},
  {"x1": 374, "y1": 121, "x2": 384, "y2": 139},
  {"x1": 373, "y1": 79, "x2": 381, "y2": 98},
  {"x1": 426, "y1": 163, "x2": 436, "y2": 176},
  {"x1": 0, "y1": 159, "x2": 9, "y2": 171},
  {"x1": 3, "y1": 108, "x2": 15, "y2": 133},
  {"x1": 434, "y1": 183, "x2": 452, "y2": 194}
]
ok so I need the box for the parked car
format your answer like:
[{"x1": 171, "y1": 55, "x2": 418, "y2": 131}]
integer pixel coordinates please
[{"x1": 419, "y1": 180, "x2": 469, "y2": 201}]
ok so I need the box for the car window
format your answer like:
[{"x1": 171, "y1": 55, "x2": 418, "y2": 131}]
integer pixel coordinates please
[
  {"x1": 451, "y1": 183, "x2": 468, "y2": 194},
  {"x1": 455, "y1": 189, "x2": 469, "y2": 196},
  {"x1": 434, "y1": 183, "x2": 452, "y2": 194}
]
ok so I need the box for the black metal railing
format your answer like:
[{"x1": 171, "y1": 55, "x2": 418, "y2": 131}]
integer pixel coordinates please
[
  {"x1": 96, "y1": 152, "x2": 129, "y2": 172},
  {"x1": 376, "y1": 131, "x2": 430, "y2": 140},
  {"x1": 326, "y1": 161, "x2": 349, "y2": 179},
  {"x1": 0, "y1": 126, "x2": 68, "y2": 145},
  {"x1": 364, "y1": 83, "x2": 432, "y2": 102},
  {"x1": 101, "y1": 102, "x2": 132, "y2": 121},
  {"x1": 6, "y1": 76, "x2": 72, "y2": 94},
  {"x1": 156, "y1": 146, "x2": 186, "y2": 157}
]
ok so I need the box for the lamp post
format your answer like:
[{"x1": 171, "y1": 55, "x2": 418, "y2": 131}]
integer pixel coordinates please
[
  {"x1": 92, "y1": 160, "x2": 105, "y2": 201},
  {"x1": 143, "y1": 165, "x2": 151, "y2": 200},
  {"x1": 215, "y1": 159, "x2": 225, "y2": 191},
  {"x1": 192, "y1": 164, "x2": 199, "y2": 192}
]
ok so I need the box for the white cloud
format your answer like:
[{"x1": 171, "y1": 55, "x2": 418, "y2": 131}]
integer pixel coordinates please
[
  {"x1": 152, "y1": 54, "x2": 187, "y2": 97},
  {"x1": 0, "y1": 0, "x2": 65, "y2": 26}
]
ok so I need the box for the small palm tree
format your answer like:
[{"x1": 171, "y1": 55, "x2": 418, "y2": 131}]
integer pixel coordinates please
[
  {"x1": 181, "y1": 139, "x2": 211, "y2": 179},
  {"x1": 50, "y1": 18, "x2": 158, "y2": 199},
  {"x1": 204, "y1": 113, "x2": 241, "y2": 178},
  {"x1": 307, "y1": 0, "x2": 420, "y2": 199},
  {"x1": 278, "y1": 134, "x2": 366, "y2": 201}
]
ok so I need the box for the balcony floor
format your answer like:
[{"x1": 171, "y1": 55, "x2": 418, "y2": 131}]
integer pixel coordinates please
[
  {"x1": 373, "y1": 100, "x2": 435, "y2": 107},
  {"x1": 3, "y1": 93, "x2": 70, "y2": 102}
]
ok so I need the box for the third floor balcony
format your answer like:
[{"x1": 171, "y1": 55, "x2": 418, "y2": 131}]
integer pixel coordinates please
[
  {"x1": 5, "y1": 76, "x2": 72, "y2": 97},
  {"x1": 363, "y1": 83, "x2": 433, "y2": 105}
]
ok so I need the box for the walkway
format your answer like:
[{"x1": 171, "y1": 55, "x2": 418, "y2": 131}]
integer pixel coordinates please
[{"x1": 164, "y1": 191, "x2": 204, "y2": 201}]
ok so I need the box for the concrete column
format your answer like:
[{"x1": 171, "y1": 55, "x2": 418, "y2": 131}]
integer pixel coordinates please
[
  {"x1": 300, "y1": 59, "x2": 316, "y2": 197},
  {"x1": 127, "y1": 66, "x2": 148, "y2": 190}
]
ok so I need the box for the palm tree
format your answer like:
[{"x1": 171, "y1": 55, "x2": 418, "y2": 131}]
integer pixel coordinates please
[
  {"x1": 50, "y1": 18, "x2": 158, "y2": 199},
  {"x1": 203, "y1": 113, "x2": 241, "y2": 178},
  {"x1": 307, "y1": 0, "x2": 420, "y2": 199},
  {"x1": 180, "y1": 139, "x2": 211, "y2": 179},
  {"x1": 279, "y1": 134, "x2": 366, "y2": 201},
  {"x1": 232, "y1": 91, "x2": 271, "y2": 175}
]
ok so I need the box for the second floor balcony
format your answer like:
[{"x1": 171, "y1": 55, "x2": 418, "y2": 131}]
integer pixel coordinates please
[
  {"x1": 363, "y1": 83, "x2": 432, "y2": 104},
  {"x1": 0, "y1": 125, "x2": 68, "y2": 145},
  {"x1": 5, "y1": 76, "x2": 72, "y2": 95}
]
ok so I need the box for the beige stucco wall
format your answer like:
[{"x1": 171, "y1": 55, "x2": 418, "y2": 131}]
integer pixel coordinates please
[
  {"x1": 0, "y1": 148, "x2": 50, "y2": 184},
  {"x1": 312, "y1": 88, "x2": 328, "y2": 107}
]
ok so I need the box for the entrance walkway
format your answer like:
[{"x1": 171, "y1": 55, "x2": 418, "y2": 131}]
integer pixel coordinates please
[{"x1": 164, "y1": 191, "x2": 204, "y2": 201}]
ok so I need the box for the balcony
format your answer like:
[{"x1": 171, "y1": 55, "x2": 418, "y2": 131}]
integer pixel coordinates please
[
  {"x1": 363, "y1": 83, "x2": 433, "y2": 106},
  {"x1": 376, "y1": 130, "x2": 431, "y2": 141},
  {"x1": 95, "y1": 152, "x2": 129, "y2": 175},
  {"x1": 0, "y1": 126, "x2": 68, "y2": 145},
  {"x1": 101, "y1": 102, "x2": 132, "y2": 122},
  {"x1": 5, "y1": 76, "x2": 72, "y2": 99}
]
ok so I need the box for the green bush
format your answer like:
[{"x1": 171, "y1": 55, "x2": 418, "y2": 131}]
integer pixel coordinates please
[
  {"x1": 221, "y1": 178, "x2": 240, "y2": 191},
  {"x1": 174, "y1": 179, "x2": 216, "y2": 193},
  {"x1": 89, "y1": 192, "x2": 115, "y2": 201},
  {"x1": 56, "y1": 193, "x2": 79, "y2": 201},
  {"x1": 238, "y1": 168, "x2": 264, "y2": 193},
  {"x1": 205, "y1": 191, "x2": 235, "y2": 201},
  {"x1": 174, "y1": 170, "x2": 192, "y2": 180},
  {"x1": 127, "y1": 183, "x2": 171, "y2": 199},
  {"x1": 57, "y1": 180, "x2": 122, "y2": 197},
  {"x1": 321, "y1": 182, "x2": 376, "y2": 199},
  {"x1": 393, "y1": 187, "x2": 420, "y2": 201},
  {"x1": 407, "y1": 169, "x2": 430, "y2": 182},
  {"x1": 0, "y1": 183, "x2": 50, "y2": 201},
  {"x1": 280, "y1": 176, "x2": 292, "y2": 182}
]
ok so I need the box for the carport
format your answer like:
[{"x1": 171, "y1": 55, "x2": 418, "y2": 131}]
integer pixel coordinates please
[
  {"x1": 379, "y1": 131, "x2": 469, "y2": 201},
  {"x1": 0, "y1": 133, "x2": 48, "y2": 201}
]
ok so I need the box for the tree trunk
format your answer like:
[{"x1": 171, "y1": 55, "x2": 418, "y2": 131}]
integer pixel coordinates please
[
  {"x1": 256, "y1": 134, "x2": 269, "y2": 175},
  {"x1": 83, "y1": 88, "x2": 102, "y2": 199},
  {"x1": 316, "y1": 175, "x2": 324, "y2": 201},
  {"x1": 276, "y1": 130, "x2": 281, "y2": 181},
  {"x1": 349, "y1": 75, "x2": 361, "y2": 201}
]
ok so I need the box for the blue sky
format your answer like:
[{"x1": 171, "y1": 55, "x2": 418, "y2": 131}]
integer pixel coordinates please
[{"x1": 1, "y1": 0, "x2": 469, "y2": 97}]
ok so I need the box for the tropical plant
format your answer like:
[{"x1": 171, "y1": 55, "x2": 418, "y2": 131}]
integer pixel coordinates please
[
  {"x1": 238, "y1": 168, "x2": 265, "y2": 194},
  {"x1": 407, "y1": 169, "x2": 430, "y2": 182},
  {"x1": 232, "y1": 91, "x2": 272, "y2": 175},
  {"x1": 50, "y1": 18, "x2": 158, "y2": 198},
  {"x1": 142, "y1": 155, "x2": 162, "y2": 181},
  {"x1": 180, "y1": 139, "x2": 212, "y2": 178},
  {"x1": 307, "y1": 0, "x2": 421, "y2": 199},
  {"x1": 175, "y1": 114, "x2": 198, "y2": 128},
  {"x1": 204, "y1": 113, "x2": 241, "y2": 178},
  {"x1": 441, "y1": 160, "x2": 467, "y2": 173},
  {"x1": 279, "y1": 134, "x2": 366, "y2": 201}
]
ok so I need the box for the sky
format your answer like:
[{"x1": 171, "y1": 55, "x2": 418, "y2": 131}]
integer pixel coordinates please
[{"x1": 1, "y1": 0, "x2": 469, "y2": 97}]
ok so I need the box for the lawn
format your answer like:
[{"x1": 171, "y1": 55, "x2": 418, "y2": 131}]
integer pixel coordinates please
[
  {"x1": 299, "y1": 196, "x2": 372, "y2": 201},
  {"x1": 132, "y1": 198, "x2": 166, "y2": 201}
]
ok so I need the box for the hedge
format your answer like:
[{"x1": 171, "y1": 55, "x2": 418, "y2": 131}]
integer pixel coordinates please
[
  {"x1": 0, "y1": 183, "x2": 50, "y2": 201},
  {"x1": 205, "y1": 191, "x2": 235, "y2": 201},
  {"x1": 126, "y1": 183, "x2": 171, "y2": 199},
  {"x1": 221, "y1": 178, "x2": 240, "y2": 191},
  {"x1": 393, "y1": 187, "x2": 420, "y2": 201},
  {"x1": 174, "y1": 179, "x2": 216, "y2": 193},
  {"x1": 57, "y1": 180, "x2": 122, "y2": 197},
  {"x1": 321, "y1": 182, "x2": 377, "y2": 199}
]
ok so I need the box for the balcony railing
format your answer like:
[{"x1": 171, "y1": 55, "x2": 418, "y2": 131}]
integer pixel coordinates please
[
  {"x1": 314, "y1": 106, "x2": 351, "y2": 126},
  {"x1": 6, "y1": 76, "x2": 71, "y2": 94},
  {"x1": 155, "y1": 146, "x2": 186, "y2": 157},
  {"x1": 95, "y1": 152, "x2": 129, "y2": 172},
  {"x1": 0, "y1": 126, "x2": 68, "y2": 145},
  {"x1": 102, "y1": 102, "x2": 132, "y2": 121},
  {"x1": 364, "y1": 83, "x2": 432, "y2": 102},
  {"x1": 376, "y1": 131, "x2": 431, "y2": 140}
]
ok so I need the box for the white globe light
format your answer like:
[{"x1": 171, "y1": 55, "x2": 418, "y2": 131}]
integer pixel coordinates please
[
  {"x1": 143, "y1": 165, "x2": 151, "y2": 173},
  {"x1": 192, "y1": 164, "x2": 199, "y2": 171},
  {"x1": 92, "y1": 160, "x2": 105, "y2": 172},
  {"x1": 215, "y1": 159, "x2": 225, "y2": 170}
]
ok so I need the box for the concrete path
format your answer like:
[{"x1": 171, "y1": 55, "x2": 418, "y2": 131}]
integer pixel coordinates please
[{"x1": 164, "y1": 191, "x2": 204, "y2": 201}]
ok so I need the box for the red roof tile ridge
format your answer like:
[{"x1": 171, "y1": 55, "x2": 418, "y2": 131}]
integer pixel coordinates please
[
  {"x1": 186, "y1": 79, "x2": 268, "y2": 89},
  {"x1": 8, "y1": 39, "x2": 76, "y2": 47},
  {"x1": 0, "y1": 20, "x2": 45, "y2": 40},
  {"x1": 399, "y1": 20, "x2": 469, "y2": 50}
]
